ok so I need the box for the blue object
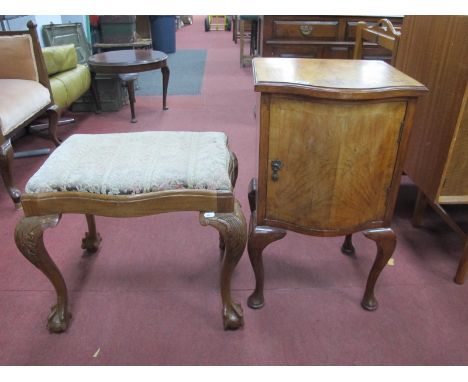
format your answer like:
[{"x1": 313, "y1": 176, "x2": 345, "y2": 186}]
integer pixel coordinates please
[
  {"x1": 150, "y1": 16, "x2": 176, "y2": 54},
  {"x1": 136, "y1": 49, "x2": 207, "y2": 96}
]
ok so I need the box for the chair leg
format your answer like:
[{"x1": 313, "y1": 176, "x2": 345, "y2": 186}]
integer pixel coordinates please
[
  {"x1": 46, "y1": 106, "x2": 61, "y2": 147},
  {"x1": 81, "y1": 214, "x2": 102, "y2": 253},
  {"x1": 14, "y1": 214, "x2": 71, "y2": 333},
  {"x1": 0, "y1": 139, "x2": 21, "y2": 209},
  {"x1": 200, "y1": 200, "x2": 247, "y2": 330},
  {"x1": 361, "y1": 228, "x2": 396, "y2": 311}
]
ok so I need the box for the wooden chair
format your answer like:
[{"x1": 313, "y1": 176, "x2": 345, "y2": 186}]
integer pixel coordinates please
[
  {"x1": 353, "y1": 18, "x2": 401, "y2": 66},
  {"x1": 0, "y1": 21, "x2": 60, "y2": 208},
  {"x1": 14, "y1": 131, "x2": 247, "y2": 333}
]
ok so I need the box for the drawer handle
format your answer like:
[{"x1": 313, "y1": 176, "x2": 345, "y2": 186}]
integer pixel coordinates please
[
  {"x1": 271, "y1": 160, "x2": 283, "y2": 181},
  {"x1": 299, "y1": 25, "x2": 313, "y2": 36}
]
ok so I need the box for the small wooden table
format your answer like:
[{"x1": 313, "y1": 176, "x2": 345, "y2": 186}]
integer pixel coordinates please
[
  {"x1": 248, "y1": 58, "x2": 427, "y2": 312},
  {"x1": 88, "y1": 49, "x2": 170, "y2": 123}
]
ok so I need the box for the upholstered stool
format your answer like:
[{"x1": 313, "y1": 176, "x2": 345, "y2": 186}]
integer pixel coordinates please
[{"x1": 15, "y1": 131, "x2": 247, "y2": 333}]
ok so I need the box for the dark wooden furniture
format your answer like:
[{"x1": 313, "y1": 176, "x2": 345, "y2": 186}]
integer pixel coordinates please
[
  {"x1": 248, "y1": 57, "x2": 427, "y2": 311},
  {"x1": 0, "y1": 21, "x2": 59, "y2": 209},
  {"x1": 395, "y1": 16, "x2": 468, "y2": 284},
  {"x1": 87, "y1": 49, "x2": 170, "y2": 123},
  {"x1": 353, "y1": 18, "x2": 400, "y2": 66},
  {"x1": 260, "y1": 15, "x2": 403, "y2": 63},
  {"x1": 93, "y1": 40, "x2": 152, "y2": 53},
  {"x1": 14, "y1": 132, "x2": 246, "y2": 333}
]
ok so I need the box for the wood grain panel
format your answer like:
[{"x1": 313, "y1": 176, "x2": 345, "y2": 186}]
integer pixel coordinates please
[
  {"x1": 265, "y1": 95, "x2": 406, "y2": 231},
  {"x1": 396, "y1": 16, "x2": 468, "y2": 202},
  {"x1": 440, "y1": 83, "x2": 468, "y2": 199}
]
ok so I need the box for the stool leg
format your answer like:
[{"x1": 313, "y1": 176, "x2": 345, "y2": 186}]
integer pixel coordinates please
[
  {"x1": 161, "y1": 65, "x2": 170, "y2": 111},
  {"x1": 361, "y1": 228, "x2": 396, "y2": 311},
  {"x1": 126, "y1": 79, "x2": 137, "y2": 123},
  {"x1": 15, "y1": 214, "x2": 71, "y2": 333},
  {"x1": 81, "y1": 214, "x2": 102, "y2": 253},
  {"x1": 200, "y1": 200, "x2": 247, "y2": 330},
  {"x1": 0, "y1": 139, "x2": 21, "y2": 209}
]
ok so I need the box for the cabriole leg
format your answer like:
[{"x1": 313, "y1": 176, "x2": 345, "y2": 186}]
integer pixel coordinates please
[
  {"x1": 46, "y1": 106, "x2": 61, "y2": 147},
  {"x1": 81, "y1": 214, "x2": 102, "y2": 253},
  {"x1": 0, "y1": 139, "x2": 21, "y2": 209},
  {"x1": 14, "y1": 214, "x2": 70, "y2": 333},
  {"x1": 200, "y1": 200, "x2": 247, "y2": 330},
  {"x1": 362, "y1": 228, "x2": 396, "y2": 311},
  {"x1": 247, "y1": 211, "x2": 286, "y2": 309}
]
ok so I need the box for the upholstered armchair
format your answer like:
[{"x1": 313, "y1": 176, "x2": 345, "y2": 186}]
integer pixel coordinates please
[
  {"x1": 0, "y1": 21, "x2": 59, "y2": 209},
  {"x1": 39, "y1": 43, "x2": 91, "y2": 126}
]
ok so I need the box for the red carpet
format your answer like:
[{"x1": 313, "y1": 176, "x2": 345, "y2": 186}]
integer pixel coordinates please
[{"x1": 1, "y1": 16, "x2": 468, "y2": 365}]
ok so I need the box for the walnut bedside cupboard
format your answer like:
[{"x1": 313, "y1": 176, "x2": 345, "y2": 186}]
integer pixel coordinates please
[{"x1": 248, "y1": 58, "x2": 427, "y2": 311}]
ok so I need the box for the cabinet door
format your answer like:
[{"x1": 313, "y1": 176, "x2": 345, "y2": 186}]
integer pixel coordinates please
[{"x1": 265, "y1": 95, "x2": 406, "y2": 233}]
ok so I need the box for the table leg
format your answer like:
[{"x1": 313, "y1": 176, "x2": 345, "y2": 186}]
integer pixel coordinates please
[
  {"x1": 161, "y1": 65, "x2": 170, "y2": 110},
  {"x1": 90, "y1": 72, "x2": 102, "y2": 114},
  {"x1": 126, "y1": 79, "x2": 137, "y2": 123}
]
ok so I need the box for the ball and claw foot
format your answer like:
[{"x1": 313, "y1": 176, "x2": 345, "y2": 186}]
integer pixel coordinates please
[
  {"x1": 223, "y1": 302, "x2": 244, "y2": 330},
  {"x1": 47, "y1": 304, "x2": 71, "y2": 333},
  {"x1": 361, "y1": 295, "x2": 378, "y2": 311},
  {"x1": 81, "y1": 232, "x2": 102, "y2": 253},
  {"x1": 247, "y1": 292, "x2": 265, "y2": 309}
]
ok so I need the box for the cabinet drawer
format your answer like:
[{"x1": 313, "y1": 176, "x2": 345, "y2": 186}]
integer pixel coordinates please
[
  {"x1": 273, "y1": 21, "x2": 339, "y2": 41},
  {"x1": 269, "y1": 44, "x2": 323, "y2": 58},
  {"x1": 267, "y1": 43, "x2": 352, "y2": 59}
]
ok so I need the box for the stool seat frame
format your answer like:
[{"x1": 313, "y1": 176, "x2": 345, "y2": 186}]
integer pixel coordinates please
[{"x1": 15, "y1": 150, "x2": 247, "y2": 333}]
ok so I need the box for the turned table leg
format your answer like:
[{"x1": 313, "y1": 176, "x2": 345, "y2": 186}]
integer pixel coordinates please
[
  {"x1": 161, "y1": 65, "x2": 170, "y2": 111},
  {"x1": 126, "y1": 79, "x2": 137, "y2": 123},
  {"x1": 14, "y1": 214, "x2": 71, "y2": 333},
  {"x1": 200, "y1": 200, "x2": 247, "y2": 330},
  {"x1": 81, "y1": 214, "x2": 102, "y2": 253},
  {"x1": 362, "y1": 228, "x2": 396, "y2": 311}
]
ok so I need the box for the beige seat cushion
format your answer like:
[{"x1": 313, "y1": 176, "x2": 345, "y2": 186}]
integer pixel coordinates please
[
  {"x1": 25, "y1": 132, "x2": 233, "y2": 195},
  {"x1": 0, "y1": 79, "x2": 51, "y2": 136}
]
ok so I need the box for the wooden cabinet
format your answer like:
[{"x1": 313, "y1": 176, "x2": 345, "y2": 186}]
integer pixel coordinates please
[
  {"x1": 260, "y1": 15, "x2": 403, "y2": 62},
  {"x1": 395, "y1": 16, "x2": 468, "y2": 283},
  {"x1": 247, "y1": 57, "x2": 426, "y2": 311}
]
